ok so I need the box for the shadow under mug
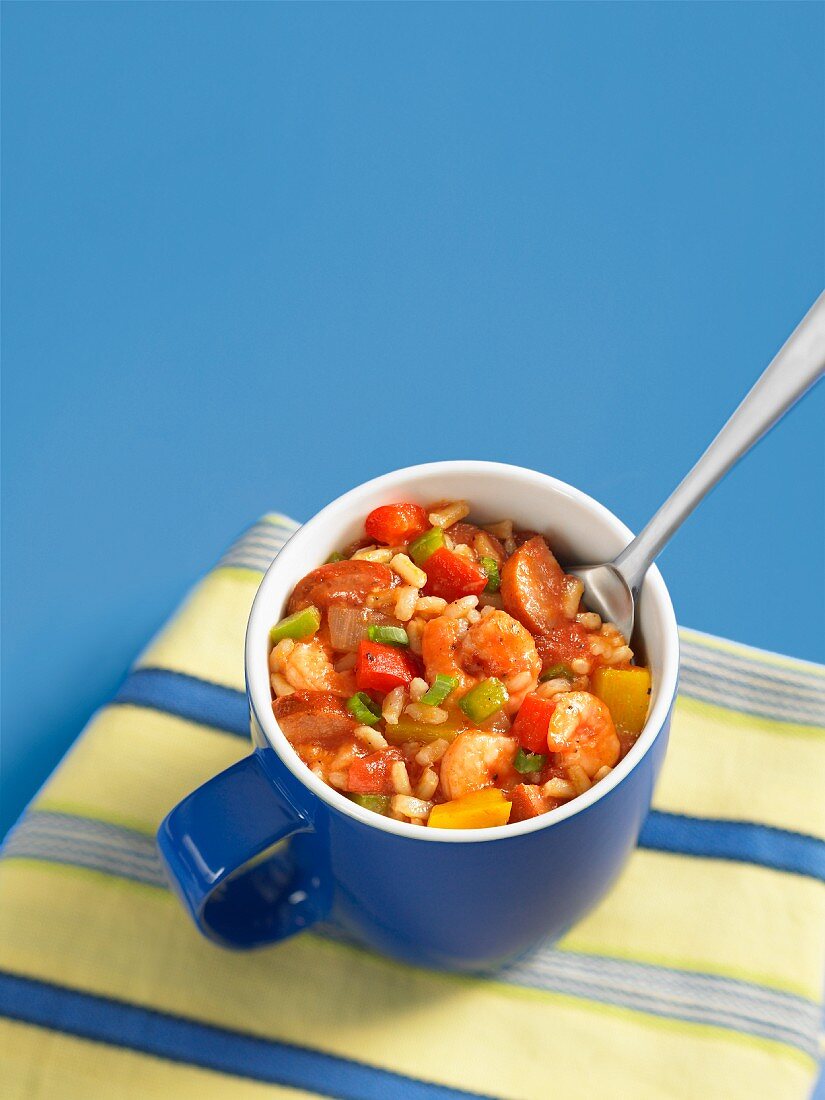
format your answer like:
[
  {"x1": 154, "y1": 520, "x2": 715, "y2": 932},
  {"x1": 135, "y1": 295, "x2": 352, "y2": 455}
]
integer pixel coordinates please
[{"x1": 157, "y1": 462, "x2": 679, "y2": 971}]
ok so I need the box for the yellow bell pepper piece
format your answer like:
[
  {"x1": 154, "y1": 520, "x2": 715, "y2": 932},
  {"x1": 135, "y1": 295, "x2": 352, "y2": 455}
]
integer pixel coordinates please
[
  {"x1": 591, "y1": 666, "x2": 651, "y2": 734},
  {"x1": 383, "y1": 708, "x2": 470, "y2": 745},
  {"x1": 428, "y1": 788, "x2": 512, "y2": 829}
]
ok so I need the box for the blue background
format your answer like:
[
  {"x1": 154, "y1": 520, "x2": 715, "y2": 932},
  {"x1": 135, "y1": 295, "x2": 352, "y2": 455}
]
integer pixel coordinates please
[{"x1": 2, "y1": 3, "x2": 823, "y2": 843}]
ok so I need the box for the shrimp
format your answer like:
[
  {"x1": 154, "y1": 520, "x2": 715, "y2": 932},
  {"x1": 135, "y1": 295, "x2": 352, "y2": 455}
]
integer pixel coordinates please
[
  {"x1": 421, "y1": 615, "x2": 476, "y2": 694},
  {"x1": 459, "y1": 610, "x2": 541, "y2": 713},
  {"x1": 422, "y1": 609, "x2": 541, "y2": 714},
  {"x1": 439, "y1": 731, "x2": 518, "y2": 801},
  {"x1": 546, "y1": 691, "x2": 620, "y2": 778},
  {"x1": 275, "y1": 638, "x2": 355, "y2": 696}
]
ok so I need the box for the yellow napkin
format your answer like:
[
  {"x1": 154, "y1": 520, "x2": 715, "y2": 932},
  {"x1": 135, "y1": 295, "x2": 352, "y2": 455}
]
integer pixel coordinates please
[{"x1": 2, "y1": 515, "x2": 824, "y2": 1100}]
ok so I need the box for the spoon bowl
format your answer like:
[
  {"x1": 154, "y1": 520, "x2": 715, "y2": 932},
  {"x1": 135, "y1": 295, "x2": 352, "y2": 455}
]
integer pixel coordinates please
[{"x1": 568, "y1": 561, "x2": 636, "y2": 643}]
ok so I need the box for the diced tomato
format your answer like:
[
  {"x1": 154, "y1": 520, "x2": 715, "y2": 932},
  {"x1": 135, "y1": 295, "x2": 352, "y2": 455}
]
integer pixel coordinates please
[
  {"x1": 347, "y1": 748, "x2": 402, "y2": 794},
  {"x1": 422, "y1": 548, "x2": 488, "y2": 602},
  {"x1": 511, "y1": 693, "x2": 557, "y2": 753},
  {"x1": 355, "y1": 640, "x2": 419, "y2": 693},
  {"x1": 509, "y1": 783, "x2": 548, "y2": 823},
  {"x1": 365, "y1": 503, "x2": 429, "y2": 546}
]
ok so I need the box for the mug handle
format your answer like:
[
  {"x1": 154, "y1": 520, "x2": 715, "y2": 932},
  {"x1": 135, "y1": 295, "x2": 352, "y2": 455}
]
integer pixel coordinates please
[{"x1": 157, "y1": 750, "x2": 327, "y2": 948}]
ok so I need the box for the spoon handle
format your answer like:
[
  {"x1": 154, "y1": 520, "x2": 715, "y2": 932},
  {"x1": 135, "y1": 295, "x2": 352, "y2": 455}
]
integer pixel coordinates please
[{"x1": 614, "y1": 292, "x2": 825, "y2": 594}]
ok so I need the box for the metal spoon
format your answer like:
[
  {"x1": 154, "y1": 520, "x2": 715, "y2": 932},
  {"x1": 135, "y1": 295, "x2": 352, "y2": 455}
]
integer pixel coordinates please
[{"x1": 569, "y1": 293, "x2": 825, "y2": 642}]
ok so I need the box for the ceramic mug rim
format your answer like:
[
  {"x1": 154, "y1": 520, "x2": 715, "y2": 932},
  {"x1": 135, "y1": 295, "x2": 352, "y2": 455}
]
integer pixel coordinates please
[{"x1": 245, "y1": 461, "x2": 679, "y2": 844}]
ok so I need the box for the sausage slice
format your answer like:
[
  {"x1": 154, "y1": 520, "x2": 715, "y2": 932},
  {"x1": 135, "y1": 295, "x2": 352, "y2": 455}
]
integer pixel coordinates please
[
  {"x1": 500, "y1": 536, "x2": 569, "y2": 634},
  {"x1": 288, "y1": 561, "x2": 399, "y2": 614},
  {"x1": 272, "y1": 691, "x2": 356, "y2": 744}
]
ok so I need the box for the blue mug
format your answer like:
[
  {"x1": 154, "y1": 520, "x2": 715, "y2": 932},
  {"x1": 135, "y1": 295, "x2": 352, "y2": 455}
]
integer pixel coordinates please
[{"x1": 158, "y1": 462, "x2": 679, "y2": 971}]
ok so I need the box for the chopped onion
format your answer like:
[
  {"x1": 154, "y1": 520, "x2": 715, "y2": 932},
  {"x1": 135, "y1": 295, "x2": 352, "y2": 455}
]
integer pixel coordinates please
[
  {"x1": 480, "y1": 708, "x2": 512, "y2": 733},
  {"x1": 328, "y1": 604, "x2": 403, "y2": 652},
  {"x1": 327, "y1": 605, "x2": 381, "y2": 652}
]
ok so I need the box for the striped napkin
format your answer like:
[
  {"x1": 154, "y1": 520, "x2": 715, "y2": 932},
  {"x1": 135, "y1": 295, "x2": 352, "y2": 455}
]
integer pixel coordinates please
[{"x1": 2, "y1": 515, "x2": 824, "y2": 1100}]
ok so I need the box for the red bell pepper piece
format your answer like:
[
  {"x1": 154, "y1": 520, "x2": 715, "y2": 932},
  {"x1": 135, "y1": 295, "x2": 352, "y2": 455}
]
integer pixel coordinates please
[
  {"x1": 365, "y1": 502, "x2": 429, "y2": 546},
  {"x1": 511, "y1": 693, "x2": 557, "y2": 753},
  {"x1": 355, "y1": 640, "x2": 419, "y2": 693},
  {"x1": 347, "y1": 748, "x2": 402, "y2": 794},
  {"x1": 422, "y1": 548, "x2": 488, "y2": 602}
]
